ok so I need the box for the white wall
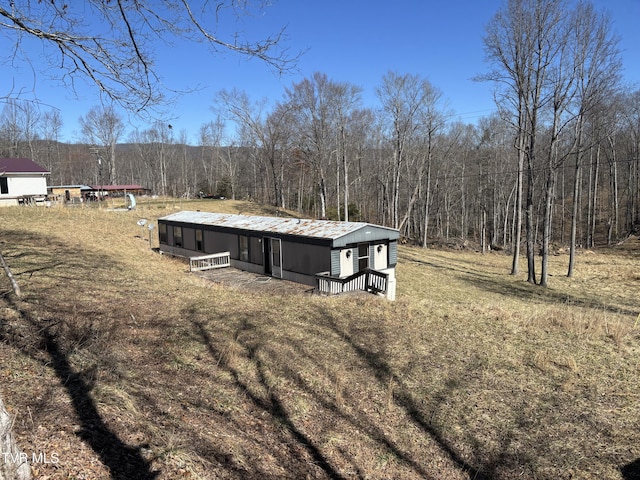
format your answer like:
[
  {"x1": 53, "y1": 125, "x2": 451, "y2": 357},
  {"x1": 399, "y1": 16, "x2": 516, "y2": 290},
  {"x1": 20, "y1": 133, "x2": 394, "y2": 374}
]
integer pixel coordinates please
[
  {"x1": 11, "y1": 176, "x2": 47, "y2": 196},
  {"x1": 0, "y1": 175, "x2": 48, "y2": 198}
]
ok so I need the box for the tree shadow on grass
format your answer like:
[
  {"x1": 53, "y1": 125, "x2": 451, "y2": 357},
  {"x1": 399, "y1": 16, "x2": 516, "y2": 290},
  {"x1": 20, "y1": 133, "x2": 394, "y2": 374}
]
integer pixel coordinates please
[
  {"x1": 1, "y1": 300, "x2": 158, "y2": 480},
  {"x1": 193, "y1": 319, "x2": 347, "y2": 479},
  {"x1": 190, "y1": 304, "x2": 488, "y2": 479},
  {"x1": 41, "y1": 328, "x2": 158, "y2": 479},
  {"x1": 318, "y1": 309, "x2": 491, "y2": 480},
  {"x1": 1, "y1": 229, "x2": 158, "y2": 479},
  {"x1": 622, "y1": 458, "x2": 640, "y2": 480},
  {"x1": 403, "y1": 250, "x2": 638, "y2": 317}
]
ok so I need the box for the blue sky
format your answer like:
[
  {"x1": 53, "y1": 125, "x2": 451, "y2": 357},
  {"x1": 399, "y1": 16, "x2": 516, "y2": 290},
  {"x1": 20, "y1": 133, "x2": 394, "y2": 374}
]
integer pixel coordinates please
[{"x1": 2, "y1": 0, "x2": 639, "y2": 144}]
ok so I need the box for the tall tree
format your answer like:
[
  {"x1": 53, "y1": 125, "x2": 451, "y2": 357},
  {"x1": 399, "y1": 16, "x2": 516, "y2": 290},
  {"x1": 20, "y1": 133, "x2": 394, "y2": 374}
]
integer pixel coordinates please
[
  {"x1": 214, "y1": 89, "x2": 292, "y2": 208},
  {"x1": 285, "y1": 72, "x2": 354, "y2": 219},
  {"x1": 0, "y1": 99, "x2": 40, "y2": 158},
  {"x1": 40, "y1": 109, "x2": 64, "y2": 183},
  {"x1": 567, "y1": 3, "x2": 621, "y2": 276},
  {"x1": 483, "y1": 0, "x2": 619, "y2": 285},
  {"x1": 80, "y1": 105, "x2": 125, "y2": 185},
  {"x1": 333, "y1": 82, "x2": 363, "y2": 221},
  {"x1": 377, "y1": 71, "x2": 440, "y2": 231}
]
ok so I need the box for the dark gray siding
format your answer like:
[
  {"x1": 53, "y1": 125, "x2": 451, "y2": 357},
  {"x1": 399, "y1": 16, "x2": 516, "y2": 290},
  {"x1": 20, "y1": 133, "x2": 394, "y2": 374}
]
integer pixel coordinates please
[
  {"x1": 201, "y1": 230, "x2": 238, "y2": 257},
  {"x1": 182, "y1": 227, "x2": 196, "y2": 251},
  {"x1": 157, "y1": 217, "x2": 397, "y2": 281},
  {"x1": 283, "y1": 241, "x2": 330, "y2": 276},
  {"x1": 250, "y1": 237, "x2": 263, "y2": 265}
]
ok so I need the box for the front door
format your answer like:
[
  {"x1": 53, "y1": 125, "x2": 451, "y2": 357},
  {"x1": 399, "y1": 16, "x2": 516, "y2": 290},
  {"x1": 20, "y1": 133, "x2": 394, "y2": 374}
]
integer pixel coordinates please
[
  {"x1": 268, "y1": 237, "x2": 282, "y2": 278},
  {"x1": 340, "y1": 248, "x2": 354, "y2": 277}
]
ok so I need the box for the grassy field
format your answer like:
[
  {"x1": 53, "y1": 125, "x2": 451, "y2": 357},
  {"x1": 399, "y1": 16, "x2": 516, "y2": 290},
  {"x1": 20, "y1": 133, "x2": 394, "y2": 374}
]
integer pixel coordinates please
[{"x1": 1, "y1": 199, "x2": 639, "y2": 479}]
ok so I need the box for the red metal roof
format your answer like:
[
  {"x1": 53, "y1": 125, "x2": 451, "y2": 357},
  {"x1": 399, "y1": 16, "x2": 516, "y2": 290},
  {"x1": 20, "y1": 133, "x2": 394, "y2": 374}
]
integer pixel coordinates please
[
  {"x1": 90, "y1": 185, "x2": 146, "y2": 191},
  {"x1": 0, "y1": 158, "x2": 49, "y2": 174}
]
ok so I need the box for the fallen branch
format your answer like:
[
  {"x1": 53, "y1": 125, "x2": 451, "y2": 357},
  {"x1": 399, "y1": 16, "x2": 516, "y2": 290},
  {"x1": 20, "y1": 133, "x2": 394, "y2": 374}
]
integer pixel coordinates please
[{"x1": 0, "y1": 252, "x2": 21, "y2": 298}]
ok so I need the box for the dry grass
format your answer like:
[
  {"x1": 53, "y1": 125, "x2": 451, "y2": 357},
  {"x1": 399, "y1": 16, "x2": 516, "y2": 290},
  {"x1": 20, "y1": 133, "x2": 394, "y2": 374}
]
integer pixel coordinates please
[{"x1": 1, "y1": 200, "x2": 640, "y2": 479}]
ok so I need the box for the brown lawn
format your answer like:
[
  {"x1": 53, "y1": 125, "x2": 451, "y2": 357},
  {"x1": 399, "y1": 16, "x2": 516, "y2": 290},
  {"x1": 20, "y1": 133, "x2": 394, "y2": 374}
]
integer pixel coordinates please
[{"x1": 1, "y1": 199, "x2": 639, "y2": 479}]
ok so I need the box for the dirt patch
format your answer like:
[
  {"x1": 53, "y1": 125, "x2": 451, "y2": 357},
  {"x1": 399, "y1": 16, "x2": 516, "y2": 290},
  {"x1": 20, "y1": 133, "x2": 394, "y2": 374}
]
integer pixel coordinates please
[{"x1": 195, "y1": 267, "x2": 314, "y2": 296}]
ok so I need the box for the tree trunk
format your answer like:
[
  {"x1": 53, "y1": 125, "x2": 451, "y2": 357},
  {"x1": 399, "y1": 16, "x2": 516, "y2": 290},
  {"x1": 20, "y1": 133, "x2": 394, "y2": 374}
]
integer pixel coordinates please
[
  {"x1": 0, "y1": 396, "x2": 31, "y2": 480},
  {"x1": 525, "y1": 155, "x2": 537, "y2": 285},
  {"x1": 0, "y1": 253, "x2": 21, "y2": 298},
  {"x1": 540, "y1": 170, "x2": 555, "y2": 287},
  {"x1": 318, "y1": 177, "x2": 327, "y2": 219},
  {"x1": 568, "y1": 148, "x2": 582, "y2": 277},
  {"x1": 511, "y1": 141, "x2": 525, "y2": 276},
  {"x1": 422, "y1": 161, "x2": 432, "y2": 248}
]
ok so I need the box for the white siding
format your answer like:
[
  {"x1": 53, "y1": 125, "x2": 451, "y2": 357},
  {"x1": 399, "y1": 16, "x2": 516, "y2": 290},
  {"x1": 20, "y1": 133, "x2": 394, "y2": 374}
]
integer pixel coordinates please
[{"x1": 0, "y1": 175, "x2": 48, "y2": 198}]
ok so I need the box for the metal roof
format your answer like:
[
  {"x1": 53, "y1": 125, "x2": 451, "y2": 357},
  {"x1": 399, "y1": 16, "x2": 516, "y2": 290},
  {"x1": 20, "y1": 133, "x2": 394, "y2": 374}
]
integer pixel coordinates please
[
  {"x1": 90, "y1": 184, "x2": 146, "y2": 190},
  {"x1": 0, "y1": 158, "x2": 49, "y2": 174},
  {"x1": 159, "y1": 211, "x2": 399, "y2": 241},
  {"x1": 48, "y1": 185, "x2": 93, "y2": 190}
]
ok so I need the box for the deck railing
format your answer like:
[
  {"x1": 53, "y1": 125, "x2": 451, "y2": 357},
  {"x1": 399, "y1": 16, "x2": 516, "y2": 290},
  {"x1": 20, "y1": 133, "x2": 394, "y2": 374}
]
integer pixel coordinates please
[
  {"x1": 189, "y1": 252, "x2": 231, "y2": 272},
  {"x1": 315, "y1": 268, "x2": 388, "y2": 296}
]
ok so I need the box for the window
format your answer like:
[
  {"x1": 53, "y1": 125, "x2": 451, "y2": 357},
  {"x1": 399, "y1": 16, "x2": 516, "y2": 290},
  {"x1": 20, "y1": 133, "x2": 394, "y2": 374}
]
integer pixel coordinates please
[
  {"x1": 0, "y1": 177, "x2": 8, "y2": 194},
  {"x1": 195, "y1": 229, "x2": 204, "y2": 251},
  {"x1": 239, "y1": 235, "x2": 249, "y2": 262},
  {"x1": 173, "y1": 226, "x2": 183, "y2": 247},
  {"x1": 358, "y1": 243, "x2": 369, "y2": 271},
  {"x1": 158, "y1": 223, "x2": 167, "y2": 244}
]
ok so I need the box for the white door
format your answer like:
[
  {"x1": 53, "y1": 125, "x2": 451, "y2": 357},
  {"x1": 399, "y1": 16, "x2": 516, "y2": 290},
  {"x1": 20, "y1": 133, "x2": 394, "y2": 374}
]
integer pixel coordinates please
[
  {"x1": 340, "y1": 248, "x2": 354, "y2": 277},
  {"x1": 373, "y1": 244, "x2": 388, "y2": 270},
  {"x1": 269, "y1": 238, "x2": 282, "y2": 278}
]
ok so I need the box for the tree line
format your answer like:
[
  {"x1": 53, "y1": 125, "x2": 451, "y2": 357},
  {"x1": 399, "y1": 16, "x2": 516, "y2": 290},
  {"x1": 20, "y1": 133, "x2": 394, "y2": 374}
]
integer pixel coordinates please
[{"x1": 1, "y1": 0, "x2": 638, "y2": 286}]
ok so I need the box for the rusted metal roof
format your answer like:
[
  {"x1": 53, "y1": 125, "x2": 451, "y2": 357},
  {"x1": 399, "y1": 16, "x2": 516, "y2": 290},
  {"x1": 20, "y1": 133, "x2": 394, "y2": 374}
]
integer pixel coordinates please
[{"x1": 159, "y1": 211, "x2": 399, "y2": 241}]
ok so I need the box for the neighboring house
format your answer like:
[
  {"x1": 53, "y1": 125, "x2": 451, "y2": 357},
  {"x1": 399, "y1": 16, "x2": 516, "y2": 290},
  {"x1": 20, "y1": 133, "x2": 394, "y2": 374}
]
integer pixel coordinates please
[
  {"x1": 158, "y1": 211, "x2": 400, "y2": 300},
  {"x1": 0, "y1": 158, "x2": 50, "y2": 206},
  {"x1": 48, "y1": 185, "x2": 93, "y2": 203}
]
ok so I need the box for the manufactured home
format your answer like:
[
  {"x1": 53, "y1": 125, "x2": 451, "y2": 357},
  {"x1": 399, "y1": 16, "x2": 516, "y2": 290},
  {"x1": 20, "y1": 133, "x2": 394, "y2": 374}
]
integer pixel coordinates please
[
  {"x1": 0, "y1": 158, "x2": 50, "y2": 206},
  {"x1": 157, "y1": 211, "x2": 400, "y2": 300}
]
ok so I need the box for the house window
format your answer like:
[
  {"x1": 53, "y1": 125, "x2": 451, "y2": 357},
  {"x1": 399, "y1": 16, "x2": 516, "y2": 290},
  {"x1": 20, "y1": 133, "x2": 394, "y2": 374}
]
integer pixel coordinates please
[
  {"x1": 0, "y1": 177, "x2": 8, "y2": 194},
  {"x1": 195, "y1": 229, "x2": 204, "y2": 252},
  {"x1": 173, "y1": 226, "x2": 183, "y2": 247},
  {"x1": 158, "y1": 223, "x2": 167, "y2": 244},
  {"x1": 358, "y1": 243, "x2": 369, "y2": 271},
  {"x1": 239, "y1": 235, "x2": 249, "y2": 262}
]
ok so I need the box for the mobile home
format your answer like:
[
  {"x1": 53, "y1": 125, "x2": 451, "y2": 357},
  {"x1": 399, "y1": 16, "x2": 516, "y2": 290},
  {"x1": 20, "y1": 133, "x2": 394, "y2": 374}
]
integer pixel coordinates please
[{"x1": 157, "y1": 211, "x2": 400, "y2": 300}]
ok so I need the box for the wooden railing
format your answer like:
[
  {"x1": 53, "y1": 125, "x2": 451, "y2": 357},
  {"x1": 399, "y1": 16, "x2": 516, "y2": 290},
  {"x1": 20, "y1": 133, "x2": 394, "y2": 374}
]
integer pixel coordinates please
[
  {"x1": 315, "y1": 268, "x2": 388, "y2": 296},
  {"x1": 189, "y1": 252, "x2": 231, "y2": 272}
]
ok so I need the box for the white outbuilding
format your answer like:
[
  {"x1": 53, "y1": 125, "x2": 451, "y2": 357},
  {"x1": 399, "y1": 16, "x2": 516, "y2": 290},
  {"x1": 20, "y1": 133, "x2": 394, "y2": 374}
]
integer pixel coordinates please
[{"x1": 0, "y1": 158, "x2": 50, "y2": 206}]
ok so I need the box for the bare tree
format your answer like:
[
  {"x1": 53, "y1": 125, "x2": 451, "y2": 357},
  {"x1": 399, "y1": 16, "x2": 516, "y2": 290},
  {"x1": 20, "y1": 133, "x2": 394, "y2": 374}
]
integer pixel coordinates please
[
  {"x1": 567, "y1": 3, "x2": 621, "y2": 276},
  {"x1": 285, "y1": 73, "x2": 347, "y2": 219},
  {"x1": 332, "y1": 82, "x2": 363, "y2": 221},
  {"x1": 80, "y1": 105, "x2": 125, "y2": 185},
  {"x1": 214, "y1": 89, "x2": 293, "y2": 208},
  {"x1": 0, "y1": 99, "x2": 41, "y2": 158},
  {"x1": 198, "y1": 119, "x2": 226, "y2": 196},
  {"x1": 0, "y1": 1, "x2": 296, "y2": 112},
  {"x1": 377, "y1": 72, "x2": 440, "y2": 231},
  {"x1": 40, "y1": 109, "x2": 64, "y2": 182}
]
